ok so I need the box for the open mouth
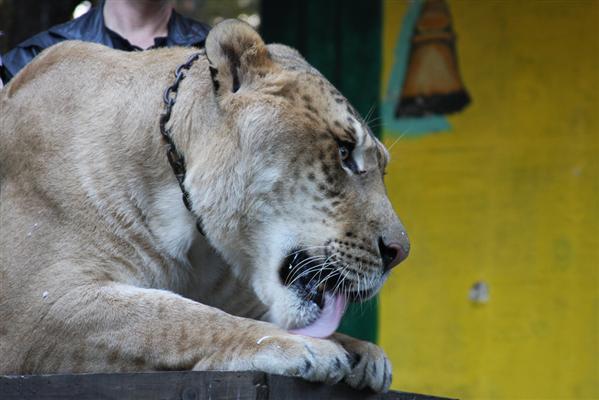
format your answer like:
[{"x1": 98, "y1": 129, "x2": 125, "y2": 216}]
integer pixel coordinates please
[
  {"x1": 278, "y1": 250, "x2": 342, "y2": 309},
  {"x1": 278, "y1": 249, "x2": 380, "y2": 338}
]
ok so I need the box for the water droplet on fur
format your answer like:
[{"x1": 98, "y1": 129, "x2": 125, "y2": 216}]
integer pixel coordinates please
[{"x1": 42, "y1": 291, "x2": 49, "y2": 299}]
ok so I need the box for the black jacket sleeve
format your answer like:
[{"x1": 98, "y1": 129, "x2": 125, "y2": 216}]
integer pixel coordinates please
[{"x1": 1, "y1": 31, "x2": 65, "y2": 82}]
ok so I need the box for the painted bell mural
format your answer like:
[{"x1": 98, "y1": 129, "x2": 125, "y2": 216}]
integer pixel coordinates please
[{"x1": 395, "y1": 0, "x2": 470, "y2": 117}]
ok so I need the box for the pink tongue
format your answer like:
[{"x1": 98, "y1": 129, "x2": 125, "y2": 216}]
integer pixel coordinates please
[{"x1": 289, "y1": 293, "x2": 347, "y2": 338}]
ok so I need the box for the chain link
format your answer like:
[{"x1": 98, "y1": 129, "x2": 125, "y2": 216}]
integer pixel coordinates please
[{"x1": 159, "y1": 51, "x2": 205, "y2": 235}]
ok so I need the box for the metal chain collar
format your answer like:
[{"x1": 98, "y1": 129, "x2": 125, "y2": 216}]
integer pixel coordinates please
[{"x1": 159, "y1": 51, "x2": 205, "y2": 235}]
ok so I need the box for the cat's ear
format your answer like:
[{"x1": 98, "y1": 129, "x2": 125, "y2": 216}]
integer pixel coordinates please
[{"x1": 205, "y1": 19, "x2": 273, "y2": 95}]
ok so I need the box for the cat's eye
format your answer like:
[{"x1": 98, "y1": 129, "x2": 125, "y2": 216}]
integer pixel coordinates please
[
  {"x1": 337, "y1": 140, "x2": 354, "y2": 162},
  {"x1": 339, "y1": 144, "x2": 350, "y2": 161},
  {"x1": 336, "y1": 140, "x2": 360, "y2": 174}
]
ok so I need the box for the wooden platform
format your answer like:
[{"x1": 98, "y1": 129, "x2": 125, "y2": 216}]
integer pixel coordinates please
[{"x1": 0, "y1": 371, "x2": 453, "y2": 399}]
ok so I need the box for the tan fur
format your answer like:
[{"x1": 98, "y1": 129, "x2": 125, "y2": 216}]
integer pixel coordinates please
[{"x1": 0, "y1": 20, "x2": 408, "y2": 392}]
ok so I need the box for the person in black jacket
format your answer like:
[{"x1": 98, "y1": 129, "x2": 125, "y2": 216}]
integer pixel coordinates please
[{"x1": 0, "y1": 0, "x2": 210, "y2": 85}]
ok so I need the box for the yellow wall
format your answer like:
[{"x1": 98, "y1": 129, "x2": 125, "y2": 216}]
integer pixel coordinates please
[{"x1": 379, "y1": 1, "x2": 599, "y2": 399}]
